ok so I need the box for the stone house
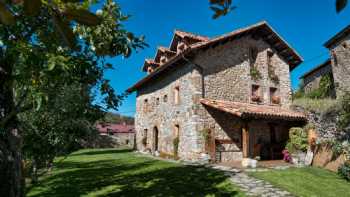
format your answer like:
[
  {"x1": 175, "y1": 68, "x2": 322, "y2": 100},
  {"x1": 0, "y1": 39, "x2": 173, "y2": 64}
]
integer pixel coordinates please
[
  {"x1": 127, "y1": 21, "x2": 307, "y2": 163},
  {"x1": 96, "y1": 123, "x2": 135, "y2": 147},
  {"x1": 301, "y1": 23, "x2": 350, "y2": 98}
]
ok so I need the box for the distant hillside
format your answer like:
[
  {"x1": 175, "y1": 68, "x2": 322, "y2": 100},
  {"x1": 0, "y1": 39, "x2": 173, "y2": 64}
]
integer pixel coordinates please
[{"x1": 102, "y1": 112, "x2": 134, "y2": 125}]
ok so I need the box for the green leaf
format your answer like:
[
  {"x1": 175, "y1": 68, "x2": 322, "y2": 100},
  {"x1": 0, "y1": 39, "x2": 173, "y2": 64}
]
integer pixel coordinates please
[
  {"x1": 336, "y1": 0, "x2": 348, "y2": 13},
  {"x1": 0, "y1": 2, "x2": 15, "y2": 25},
  {"x1": 24, "y1": 0, "x2": 42, "y2": 16},
  {"x1": 63, "y1": 8, "x2": 101, "y2": 26}
]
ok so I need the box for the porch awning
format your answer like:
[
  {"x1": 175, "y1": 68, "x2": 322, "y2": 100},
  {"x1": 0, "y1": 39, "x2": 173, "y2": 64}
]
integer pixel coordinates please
[{"x1": 200, "y1": 99, "x2": 307, "y2": 122}]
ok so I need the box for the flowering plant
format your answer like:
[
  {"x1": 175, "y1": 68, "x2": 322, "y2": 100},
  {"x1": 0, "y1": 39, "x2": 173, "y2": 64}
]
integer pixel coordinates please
[{"x1": 282, "y1": 149, "x2": 292, "y2": 163}]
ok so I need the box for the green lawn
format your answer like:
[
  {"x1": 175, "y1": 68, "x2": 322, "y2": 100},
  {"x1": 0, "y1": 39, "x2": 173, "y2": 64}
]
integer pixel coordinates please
[
  {"x1": 26, "y1": 148, "x2": 245, "y2": 197},
  {"x1": 249, "y1": 167, "x2": 350, "y2": 197}
]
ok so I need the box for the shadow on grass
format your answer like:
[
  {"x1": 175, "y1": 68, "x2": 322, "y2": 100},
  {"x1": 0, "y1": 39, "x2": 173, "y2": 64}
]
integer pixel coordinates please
[
  {"x1": 26, "y1": 149, "x2": 242, "y2": 197},
  {"x1": 70, "y1": 149, "x2": 132, "y2": 156}
]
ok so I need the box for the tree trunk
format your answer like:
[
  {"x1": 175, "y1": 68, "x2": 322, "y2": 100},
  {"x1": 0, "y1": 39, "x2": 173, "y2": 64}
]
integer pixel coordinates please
[
  {"x1": 0, "y1": 62, "x2": 24, "y2": 197},
  {"x1": 31, "y1": 159, "x2": 38, "y2": 184}
]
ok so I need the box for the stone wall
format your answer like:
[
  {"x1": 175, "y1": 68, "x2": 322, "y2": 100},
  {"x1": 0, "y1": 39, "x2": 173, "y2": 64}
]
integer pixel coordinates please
[
  {"x1": 303, "y1": 63, "x2": 334, "y2": 95},
  {"x1": 135, "y1": 35, "x2": 295, "y2": 162},
  {"x1": 330, "y1": 35, "x2": 350, "y2": 97},
  {"x1": 135, "y1": 63, "x2": 204, "y2": 161},
  {"x1": 192, "y1": 36, "x2": 293, "y2": 161},
  {"x1": 194, "y1": 36, "x2": 292, "y2": 108}
]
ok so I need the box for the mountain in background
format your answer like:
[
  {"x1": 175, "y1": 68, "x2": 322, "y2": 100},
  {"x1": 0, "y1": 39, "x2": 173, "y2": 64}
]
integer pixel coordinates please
[{"x1": 103, "y1": 112, "x2": 135, "y2": 125}]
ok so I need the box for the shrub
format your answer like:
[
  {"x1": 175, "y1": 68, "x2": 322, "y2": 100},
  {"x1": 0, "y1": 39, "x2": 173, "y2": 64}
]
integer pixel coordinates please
[
  {"x1": 250, "y1": 67, "x2": 262, "y2": 81},
  {"x1": 268, "y1": 65, "x2": 279, "y2": 84},
  {"x1": 338, "y1": 92, "x2": 350, "y2": 131},
  {"x1": 286, "y1": 127, "x2": 308, "y2": 153},
  {"x1": 292, "y1": 98, "x2": 338, "y2": 114},
  {"x1": 173, "y1": 137, "x2": 179, "y2": 157},
  {"x1": 338, "y1": 161, "x2": 350, "y2": 181}
]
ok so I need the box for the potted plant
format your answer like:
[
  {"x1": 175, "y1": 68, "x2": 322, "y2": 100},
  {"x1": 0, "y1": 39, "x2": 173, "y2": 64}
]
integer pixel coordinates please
[
  {"x1": 251, "y1": 95, "x2": 262, "y2": 102},
  {"x1": 271, "y1": 96, "x2": 280, "y2": 104}
]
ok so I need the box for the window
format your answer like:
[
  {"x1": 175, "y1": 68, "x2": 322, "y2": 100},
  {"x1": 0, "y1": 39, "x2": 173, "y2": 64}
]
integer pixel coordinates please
[
  {"x1": 174, "y1": 86, "x2": 180, "y2": 104},
  {"x1": 156, "y1": 97, "x2": 160, "y2": 105},
  {"x1": 270, "y1": 87, "x2": 280, "y2": 104},
  {"x1": 143, "y1": 99, "x2": 149, "y2": 112},
  {"x1": 343, "y1": 42, "x2": 348, "y2": 49},
  {"x1": 251, "y1": 85, "x2": 261, "y2": 103},
  {"x1": 174, "y1": 124, "x2": 180, "y2": 138},
  {"x1": 163, "y1": 94, "x2": 168, "y2": 102},
  {"x1": 160, "y1": 55, "x2": 167, "y2": 64},
  {"x1": 267, "y1": 51, "x2": 273, "y2": 67},
  {"x1": 142, "y1": 129, "x2": 148, "y2": 146}
]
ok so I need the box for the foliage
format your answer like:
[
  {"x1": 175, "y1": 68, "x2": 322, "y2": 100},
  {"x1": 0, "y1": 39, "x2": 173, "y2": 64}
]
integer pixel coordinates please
[
  {"x1": 338, "y1": 92, "x2": 350, "y2": 131},
  {"x1": 20, "y1": 83, "x2": 103, "y2": 182},
  {"x1": 337, "y1": 0, "x2": 348, "y2": 12},
  {"x1": 200, "y1": 128, "x2": 211, "y2": 143},
  {"x1": 285, "y1": 127, "x2": 308, "y2": 153},
  {"x1": 338, "y1": 161, "x2": 350, "y2": 181},
  {"x1": 292, "y1": 98, "x2": 338, "y2": 114},
  {"x1": 0, "y1": 0, "x2": 147, "y2": 130},
  {"x1": 300, "y1": 74, "x2": 334, "y2": 99},
  {"x1": 250, "y1": 67, "x2": 262, "y2": 81},
  {"x1": 209, "y1": 0, "x2": 237, "y2": 19},
  {"x1": 173, "y1": 137, "x2": 180, "y2": 157},
  {"x1": 250, "y1": 167, "x2": 350, "y2": 197},
  {"x1": 26, "y1": 148, "x2": 245, "y2": 196},
  {"x1": 0, "y1": 0, "x2": 146, "y2": 194},
  {"x1": 268, "y1": 65, "x2": 279, "y2": 84},
  {"x1": 209, "y1": 0, "x2": 347, "y2": 19},
  {"x1": 319, "y1": 74, "x2": 333, "y2": 98}
]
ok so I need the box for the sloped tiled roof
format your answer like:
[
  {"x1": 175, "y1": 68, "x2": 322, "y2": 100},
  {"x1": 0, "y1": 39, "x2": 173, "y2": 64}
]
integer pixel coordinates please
[
  {"x1": 200, "y1": 98, "x2": 307, "y2": 121},
  {"x1": 300, "y1": 59, "x2": 331, "y2": 79},
  {"x1": 324, "y1": 23, "x2": 350, "y2": 48},
  {"x1": 174, "y1": 30, "x2": 209, "y2": 41},
  {"x1": 127, "y1": 21, "x2": 303, "y2": 93}
]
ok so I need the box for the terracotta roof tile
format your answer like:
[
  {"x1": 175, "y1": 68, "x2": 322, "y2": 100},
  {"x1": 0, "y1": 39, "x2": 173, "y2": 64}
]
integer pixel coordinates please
[
  {"x1": 174, "y1": 30, "x2": 210, "y2": 41},
  {"x1": 200, "y1": 98, "x2": 307, "y2": 121},
  {"x1": 127, "y1": 21, "x2": 303, "y2": 93}
]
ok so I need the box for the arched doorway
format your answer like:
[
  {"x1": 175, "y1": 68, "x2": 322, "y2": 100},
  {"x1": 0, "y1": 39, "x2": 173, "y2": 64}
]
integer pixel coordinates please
[{"x1": 153, "y1": 126, "x2": 159, "y2": 152}]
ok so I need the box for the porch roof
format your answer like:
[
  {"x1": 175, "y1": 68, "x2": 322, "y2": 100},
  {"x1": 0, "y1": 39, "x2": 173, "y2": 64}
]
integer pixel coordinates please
[{"x1": 200, "y1": 99, "x2": 307, "y2": 121}]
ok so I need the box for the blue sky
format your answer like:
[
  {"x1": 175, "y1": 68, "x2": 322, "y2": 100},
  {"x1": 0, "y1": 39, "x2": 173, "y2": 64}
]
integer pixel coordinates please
[{"x1": 98, "y1": 0, "x2": 350, "y2": 117}]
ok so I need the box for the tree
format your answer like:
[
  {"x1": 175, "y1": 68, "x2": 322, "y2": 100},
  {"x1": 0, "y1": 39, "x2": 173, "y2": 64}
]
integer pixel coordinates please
[
  {"x1": 20, "y1": 83, "x2": 103, "y2": 183},
  {"x1": 209, "y1": 0, "x2": 348, "y2": 19},
  {"x1": 0, "y1": 0, "x2": 146, "y2": 196}
]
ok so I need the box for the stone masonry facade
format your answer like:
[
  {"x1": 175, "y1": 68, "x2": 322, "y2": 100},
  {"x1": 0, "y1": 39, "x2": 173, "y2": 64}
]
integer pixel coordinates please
[
  {"x1": 329, "y1": 34, "x2": 350, "y2": 97},
  {"x1": 302, "y1": 24, "x2": 350, "y2": 98},
  {"x1": 130, "y1": 22, "x2": 304, "y2": 162}
]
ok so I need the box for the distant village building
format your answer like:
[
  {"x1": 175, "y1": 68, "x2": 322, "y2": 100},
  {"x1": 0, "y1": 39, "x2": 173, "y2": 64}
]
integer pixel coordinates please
[
  {"x1": 301, "y1": 24, "x2": 350, "y2": 98},
  {"x1": 128, "y1": 21, "x2": 307, "y2": 163},
  {"x1": 96, "y1": 123, "x2": 135, "y2": 147}
]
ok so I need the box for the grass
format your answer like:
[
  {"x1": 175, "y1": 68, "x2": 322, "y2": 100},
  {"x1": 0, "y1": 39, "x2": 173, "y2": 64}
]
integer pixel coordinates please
[
  {"x1": 26, "y1": 148, "x2": 245, "y2": 197},
  {"x1": 292, "y1": 98, "x2": 338, "y2": 114},
  {"x1": 249, "y1": 167, "x2": 350, "y2": 197}
]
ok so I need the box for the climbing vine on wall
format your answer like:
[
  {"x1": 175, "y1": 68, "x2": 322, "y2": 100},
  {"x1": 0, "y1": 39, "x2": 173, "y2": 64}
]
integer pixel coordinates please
[
  {"x1": 250, "y1": 67, "x2": 262, "y2": 81},
  {"x1": 268, "y1": 65, "x2": 279, "y2": 84}
]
